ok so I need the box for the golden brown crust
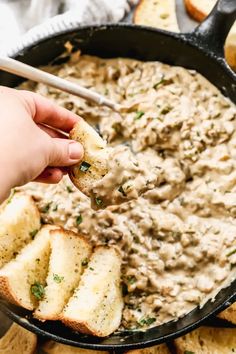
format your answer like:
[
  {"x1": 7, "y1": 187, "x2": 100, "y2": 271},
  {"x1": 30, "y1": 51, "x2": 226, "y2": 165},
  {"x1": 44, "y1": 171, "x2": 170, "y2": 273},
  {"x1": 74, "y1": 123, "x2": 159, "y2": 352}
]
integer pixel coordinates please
[
  {"x1": 60, "y1": 317, "x2": 100, "y2": 336},
  {"x1": 0, "y1": 277, "x2": 34, "y2": 310},
  {"x1": 174, "y1": 326, "x2": 236, "y2": 353},
  {"x1": 0, "y1": 323, "x2": 37, "y2": 354},
  {"x1": 218, "y1": 302, "x2": 236, "y2": 324},
  {"x1": 225, "y1": 31, "x2": 236, "y2": 71},
  {"x1": 125, "y1": 344, "x2": 171, "y2": 354},
  {"x1": 34, "y1": 313, "x2": 59, "y2": 322},
  {"x1": 133, "y1": 0, "x2": 145, "y2": 24},
  {"x1": 184, "y1": 0, "x2": 207, "y2": 22},
  {"x1": 49, "y1": 228, "x2": 91, "y2": 248},
  {"x1": 43, "y1": 340, "x2": 109, "y2": 354}
]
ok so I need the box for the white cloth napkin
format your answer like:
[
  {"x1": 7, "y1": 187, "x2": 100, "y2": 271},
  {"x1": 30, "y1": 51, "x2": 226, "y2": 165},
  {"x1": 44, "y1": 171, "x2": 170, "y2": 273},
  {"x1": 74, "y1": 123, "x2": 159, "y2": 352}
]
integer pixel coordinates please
[{"x1": 0, "y1": 0, "x2": 138, "y2": 56}]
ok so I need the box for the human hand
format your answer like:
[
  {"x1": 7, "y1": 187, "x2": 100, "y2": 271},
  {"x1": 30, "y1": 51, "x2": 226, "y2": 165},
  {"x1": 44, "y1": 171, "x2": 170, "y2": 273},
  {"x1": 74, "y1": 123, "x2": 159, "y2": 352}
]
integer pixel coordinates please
[{"x1": 0, "y1": 86, "x2": 83, "y2": 202}]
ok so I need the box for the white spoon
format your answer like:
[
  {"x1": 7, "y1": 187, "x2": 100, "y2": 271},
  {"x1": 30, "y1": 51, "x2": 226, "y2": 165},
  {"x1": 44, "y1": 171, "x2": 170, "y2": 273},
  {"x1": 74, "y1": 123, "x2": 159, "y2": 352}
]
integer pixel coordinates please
[{"x1": 0, "y1": 56, "x2": 122, "y2": 112}]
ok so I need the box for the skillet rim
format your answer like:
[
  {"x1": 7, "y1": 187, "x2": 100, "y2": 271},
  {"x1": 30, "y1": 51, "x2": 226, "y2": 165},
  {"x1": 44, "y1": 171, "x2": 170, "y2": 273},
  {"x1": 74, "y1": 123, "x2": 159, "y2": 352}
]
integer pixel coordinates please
[{"x1": 0, "y1": 23, "x2": 236, "y2": 350}]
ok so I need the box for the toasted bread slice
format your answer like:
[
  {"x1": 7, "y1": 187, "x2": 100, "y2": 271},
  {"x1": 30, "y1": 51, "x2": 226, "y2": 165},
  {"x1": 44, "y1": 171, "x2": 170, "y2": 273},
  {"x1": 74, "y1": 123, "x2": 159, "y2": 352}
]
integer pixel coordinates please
[
  {"x1": 0, "y1": 225, "x2": 56, "y2": 310},
  {"x1": 0, "y1": 323, "x2": 37, "y2": 354},
  {"x1": 184, "y1": 0, "x2": 236, "y2": 70},
  {"x1": 69, "y1": 119, "x2": 109, "y2": 196},
  {"x1": 125, "y1": 344, "x2": 171, "y2": 354},
  {"x1": 0, "y1": 192, "x2": 40, "y2": 269},
  {"x1": 43, "y1": 340, "x2": 108, "y2": 354},
  {"x1": 61, "y1": 247, "x2": 123, "y2": 337},
  {"x1": 174, "y1": 326, "x2": 236, "y2": 353},
  {"x1": 134, "y1": 0, "x2": 179, "y2": 32},
  {"x1": 218, "y1": 302, "x2": 236, "y2": 324},
  {"x1": 34, "y1": 228, "x2": 92, "y2": 321}
]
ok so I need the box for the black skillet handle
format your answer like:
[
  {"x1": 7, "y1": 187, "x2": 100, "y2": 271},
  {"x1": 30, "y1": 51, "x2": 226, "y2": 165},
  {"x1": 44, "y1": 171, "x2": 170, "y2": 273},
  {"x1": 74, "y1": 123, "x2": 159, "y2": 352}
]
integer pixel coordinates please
[{"x1": 191, "y1": 0, "x2": 236, "y2": 58}]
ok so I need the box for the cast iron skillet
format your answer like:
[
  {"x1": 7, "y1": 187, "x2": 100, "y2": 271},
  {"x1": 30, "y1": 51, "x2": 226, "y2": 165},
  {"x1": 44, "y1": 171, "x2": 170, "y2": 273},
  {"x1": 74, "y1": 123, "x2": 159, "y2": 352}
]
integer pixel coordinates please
[{"x1": 0, "y1": 0, "x2": 236, "y2": 350}]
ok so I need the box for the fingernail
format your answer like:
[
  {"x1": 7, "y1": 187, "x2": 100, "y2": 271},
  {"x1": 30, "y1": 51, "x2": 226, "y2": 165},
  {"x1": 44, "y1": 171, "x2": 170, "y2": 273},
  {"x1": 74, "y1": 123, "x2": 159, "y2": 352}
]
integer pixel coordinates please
[{"x1": 69, "y1": 141, "x2": 83, "y2": 160}]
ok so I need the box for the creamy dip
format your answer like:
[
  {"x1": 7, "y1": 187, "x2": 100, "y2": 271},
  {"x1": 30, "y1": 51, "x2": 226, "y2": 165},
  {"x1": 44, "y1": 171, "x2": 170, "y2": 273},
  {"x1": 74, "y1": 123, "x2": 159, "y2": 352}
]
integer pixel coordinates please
[{"x1": 19, "y1": 54, "x2": 236, "y2": 330}]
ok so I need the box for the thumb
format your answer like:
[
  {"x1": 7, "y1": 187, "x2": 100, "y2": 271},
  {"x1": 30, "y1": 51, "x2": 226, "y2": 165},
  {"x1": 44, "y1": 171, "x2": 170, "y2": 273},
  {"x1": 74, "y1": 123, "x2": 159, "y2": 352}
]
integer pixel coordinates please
[{"x1": 47, "y1": 138, "x2": 84, "y2": 167}]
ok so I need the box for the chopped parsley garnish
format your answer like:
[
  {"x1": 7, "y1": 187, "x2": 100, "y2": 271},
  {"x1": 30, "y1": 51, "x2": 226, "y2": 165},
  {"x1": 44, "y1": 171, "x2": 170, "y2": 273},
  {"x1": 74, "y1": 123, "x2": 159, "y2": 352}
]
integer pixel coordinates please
[
  {"x1": 184, "y1": 351, "x2": 195, "y2": 354},
  {"x1": 153, "y1": 75, "x2": 165, "y2": 89},
  {"x1": 29, "y1": 229, "x2": 38, "y2": 239},
  {"x1": 79, "y1": 161, "x2": 91, "y2": 172},
  {"x1": 104, "y1": 88, "x2": 109, "y2": 95},
  {"x1": 82, "y1": 258, "x2": 88, "y2": 267},
  {"x1": 138, "y1": 317, "x2": 156, "y2": 327},
  {"x1": 89, "y1": 267, "x2": 94, "y2": 271},
  {"x1": 127, "y1": 276, "x2": 136, "y2": 285},
  {"x1": 118, "y1": 185, "x2": 127, "y2": 197},
  {"x1": 31, "y1": 282, "x2": 45, "y2": 300},
  {"x1": 135, "y1": 111, "x2": 145, "y2": 120},
  {"x1": 66, "y1": 185, "x2": 73, "y2": 193},
  {"x1": 95, "y1": 197, "x2": 103, "y2": 206},
  {"x1": 227, "y1": 248, "x2": 236, "y2": 257},
  {"x1": 53, "y1": 274, "x2": 64, "y2": 283},
  {"x1": 41, "y1": 202, "x2": 52, "y2": 213},
  {"x1": 76, "y1": 214, "x2": 83, "y2": 226}
]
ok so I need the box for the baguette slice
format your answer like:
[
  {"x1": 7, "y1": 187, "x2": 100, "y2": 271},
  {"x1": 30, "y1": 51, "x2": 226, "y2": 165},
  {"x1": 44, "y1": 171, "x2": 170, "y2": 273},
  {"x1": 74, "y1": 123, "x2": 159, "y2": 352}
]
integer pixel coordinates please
[
  {"x1": 126, "y1": 344, "x2": 171, "y2": 354},
  {"x1": 34, "y1": 228, "x2": 92, "y2": 321},
  {"x1": 218, "y1": 302, "x2": 236, "y2": 324},
  {"x1": 43, "y1": 340, "x2": 108, "y2": 354},
  {"x1": 61, "y1": 247, "x2": 123, "y2": 337},
  {"x1": 69, "y1": 119, "x2": 109, "y2": 196},
  {"x1": 0, "y1": 225, "x2": 56, "y2": 310},
  {"x1": 0, "y1": 323, "x2": 37, "y2": 354},
  {"x1": 174, "y1": 326, "x2": 236, "y2": 353},
  {"x1": 184, "y1": 0, "x2": 236, "y2": 70},
  {"x1": 134, "y1": 0, "x2": 179, "y2": 32},
  {"x1": 0, "y1": 192, "x2": 40, "y2": 268}
]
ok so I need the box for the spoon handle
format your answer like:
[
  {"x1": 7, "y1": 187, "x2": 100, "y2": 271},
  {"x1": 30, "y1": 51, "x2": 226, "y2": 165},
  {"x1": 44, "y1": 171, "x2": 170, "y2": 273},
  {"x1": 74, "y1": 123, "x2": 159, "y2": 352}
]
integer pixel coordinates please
[{"x1": 0, "y1": 56, "x2": 121, "y2": 112}]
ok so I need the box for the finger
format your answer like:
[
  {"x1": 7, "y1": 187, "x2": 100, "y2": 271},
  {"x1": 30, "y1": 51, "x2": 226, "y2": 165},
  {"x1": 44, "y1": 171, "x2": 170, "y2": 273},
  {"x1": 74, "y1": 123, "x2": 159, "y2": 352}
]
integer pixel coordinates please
[
  {"x1": 19, "y1": 90, "x2": 80, "y2": 132},
  {"x1": 38, "y1": 124, "x2": 68, "y2": 139},
  {"x1": 47, "y1": 138, "x2": 84, "y2": 167},
  {"x1": 34, "y1": 167, "x2": 64, "y2": 184}
]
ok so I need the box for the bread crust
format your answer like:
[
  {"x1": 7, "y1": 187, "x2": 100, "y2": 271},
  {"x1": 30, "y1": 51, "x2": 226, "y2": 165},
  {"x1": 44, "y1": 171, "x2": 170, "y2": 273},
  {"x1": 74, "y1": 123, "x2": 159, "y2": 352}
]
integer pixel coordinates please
[
  {"x1": 125, "y1": 345, "x2": 171, "y2": 354},
  {"x1": 43, "y1": 340, "x2": 108, "y2": 354},
  {"x1": 184, "y1": 0, "x2": 207, "y2": 22},
  {"x1": 218, "y1": 302, "x2": 236, "y2": 324},
  {"x1": 0, "y1": 277, "x2": 29, "y2": 309},
  {"x1": 0, "y1": 323, "x2": 37, "y2": 354},
  {"x1": 174, "y1": 326, "x2": 236, "y2": 353}
]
